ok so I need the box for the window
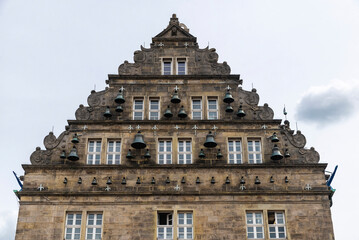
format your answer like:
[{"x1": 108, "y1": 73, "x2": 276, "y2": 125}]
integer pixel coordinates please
[
  {"x1": 178, "y1": 140, "x2": 192, "y2": 164},
  {"x1": 158, "y1": 140, "x2": 172, "y2": 164},
  {"x1": 86, "y1": 213, "x2": 103, "y2": 240},
  {"x1": 207, "y1": 98, "x2": 218, "y2": 120},
  {"x1": 64, "y1": 213, "x2": 82, "y2": 240},
  {"x1": 268, "y1": 212, "x2": 286, "y2": 239},
  {"x1": 248, "y1": 140, "x2": 262, "y2": 164},
  {"x1": 149, "y1": 98, "x2": 160, "y2": 120},
  {"x1": 157, "y1": 212, "x2": 173, "y2": 239},
  {"x1": 133, "y1": 98, "x2": 144, "y2": 120},
  {"x1": 191, "y1": 98, "x2": 202, "y2": 120},
  {"x1": 177, "y1": 59, "x2": 186, "y2": 75},
  {"x1": 178, "y1": 212, "x2": 193, "y2": 239},
  {"x1": 163, "y1": 59, "x2": 172, "y2": 75},
  {"x1": 87, "y1": 140, "x2": 101, "y2": 164},
  {"x1": 107, "y1": 140, "x2": 121, "y2": 164},
  {"x1": 246, "y1": 212, "x2": 264, "y2": 239},
  {"x1": 228, "y1": 140, "x2": 242, "y2": 164}
]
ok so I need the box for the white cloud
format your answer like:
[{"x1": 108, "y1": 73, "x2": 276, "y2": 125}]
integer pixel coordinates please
[{"x1": 0, "y1": 209, "x2": 17, "y2": 239}]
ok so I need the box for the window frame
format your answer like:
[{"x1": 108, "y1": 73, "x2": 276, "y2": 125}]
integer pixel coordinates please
[
  {"x1": 85, "y1": 213, "x2": 103, "y2": 240},
  {"x1": 191, "y1": 98, "x2": 202, "y2": 120},
  {"x1": 247, "y1": 139, "x2": 262, "y2": 164},
  {"x1": 268, "y1": 211, "x2": 286, "y2": 239},
  {"x1": 176, "y1": 58, "x2": 187, "y2": 75},
  {"x1": 158, "y1": 139, "x2": 172, "y2": 164},
  {"x1": 178, "y1": 139, "x2": 192, "y2": 164},
  {"x1": 149, "y1": 98, "x2": 160, "y2": 120},
  {"x1": 157, "y1": 212, "x2": 173, "y2": 240},
  {"x1": 106, "y1": 140, "x2": 121, "y2": 164},
  {"x1": 64, "y1": 212, "x2": 82, "y2": 240},
  {"x1": 228, "y1": 139, "x2": 242, "y2": 164},
  {"x1": 87, "y1": 140, "x2": 102, "y2": 165},
  {"x1": 207, "y1": 97, "x2": 218, "y2": 120},
  {"x1": 133, "y1": 98, "x2": 144, "y2": 120},
  {"x1": 178, "y1": 212, "x2": 193, "y2": 240},
  {"x1": 162, "y1": 58, "x2": 173, "y2": 75},
  {"x1": 246, "y1": 211, "x2": 264, "y2": 239}
]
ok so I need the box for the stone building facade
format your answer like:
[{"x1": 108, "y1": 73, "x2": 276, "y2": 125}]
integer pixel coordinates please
[{"x1": 15, "y1": 14, "x2": 335, "y2": 240}]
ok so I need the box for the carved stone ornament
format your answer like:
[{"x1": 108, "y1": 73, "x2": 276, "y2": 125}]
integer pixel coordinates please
[
  {"x1": 258, "y1": 103, "x2": 274, "y2": 120},
  {"x1": 298, "y1": 147, "x2": 320, "y2": 163},
  {"x1": 87, "y1": 89, "x2": 107, "y2": 107},
  {"x1": 118, "y1": 61, "x2": 141, "y2": 75},
  {"x1": 43, "y1": 131, "x2": 69, "y2": 150},
  {"x1": 30, "y1": 147, "x2": 52, "y2": 165},
  {"x1": 282, "y1": 130, "x2": 307, "y2": 148},
  {"x1": 238, "y1": 88, "x2": 260, "y2": 106},
  {"x1": 75, "y1": 104, "x2": 90, "y2": 120}
]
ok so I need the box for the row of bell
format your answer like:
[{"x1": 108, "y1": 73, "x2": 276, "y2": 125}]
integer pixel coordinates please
[{"x1": 60, "y1": 146, "x2": 79, "y2": 161}]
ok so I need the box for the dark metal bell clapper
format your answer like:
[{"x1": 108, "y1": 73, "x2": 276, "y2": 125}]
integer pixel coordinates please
[
  {"x1": 271, "y1": 144, "x2": 283, "y2": 161},
  {"x1": 67, "y1": 146, "x2": 79, "y2": 161},
  {"x1": 237, "y1": 105, "x2": 246, "y2": 118},
  {"x1": 178, "y1": 106, "x2": 188, "y2": 118},
  {"x1": 223, "y1": 89, "x2": 234, "y2": 103},
  {"x1": 131, "y1": 131, "x2": 146, "y2": 149},
  {"x1": 171, "y1": 90, "x2": 181, "y2": 104},
  {"x1": 164, "y1": 105, "x2": 173, "y2": 118},
  {"x1": 114, "y1": 89, "x2": 125, "y2": 104},
  {"x1": 103, "y1": 106, "x2": 112, "y2": 118},
  {"x1": 204, "y1": 131, "x2": 217, "y2": 148}
]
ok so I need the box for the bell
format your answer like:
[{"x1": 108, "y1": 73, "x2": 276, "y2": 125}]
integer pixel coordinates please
[
  {"x1": 270, "y1": 176, "x2": 275, "y2": 183},
  {"x1": 144, "y1": 149, "x2": 151, "y2": 159},
  {"x1": 237, "y1": 105, "x2": 246, "y2": 118},
  {"x1": 255, "y1": 176, "x2": 261, "y2": 184},
  {"x1": 204, "y1": 131, "x2": 217, "y2": 148},
  {"x1": 67, "y1": 146, "x2": 79, "y2": 161},
  {"x1": 271, "y1": 132, "x2": 279, "y2": 142},
  {"x1": 199, "y1": 149, "x2": 206, "y2": 158},
  {"x1": 181, "y1": 176, "x2": 186, "y2": 184},
  {"x1": 63, "y1": 177, "x2": 67, "y2": 184},
  {"x1": 166, "y1": 177, "x2": 170, "y2": 184},
  {"x1": 271, "y1": 144, "x2": 283, "y2": 161},
  {"x1": 136, "y1": 177, "x2": 141, "y2": 184},
  {"x1": 151, "y1": 177, "x2": 156, "y2": 184},
  {"x1": 225, "y1": 176, "x2": 231, "y2": 184},
  {"x1": 196, "y1": 177, "x2": 201, "y2": 184},
  {"x1": 164, "y1": 105, "x2": 173, "y2": 118},
  {"x1": 126, "y1": 149, "x2": 134, "y2": 159},
  {"x1": 216, "y1": 149, "x2": 223, "y2": 159},
  {"x1": 178, "y1": 106, "x2": 188, "y2": 118},
  {"x1": 223, "y1": 89, "x2": 234, "y2": 103},
  {"x1": 106, "y1": 177, "x2": 112, "y2": 185},
  {"x1": 225, "y1": 104, "x2": 234, "y2": 113},
  {"x1": 171, "y1": 90, "x2": 181, "y2": 104},
  {"x1": 103, "y1": 106, "x2": 112, "y2": 118},
  {"x1": 114, "y1": 90, "x2": 125, "y2": 104},
  {"x1": 92, "y1": 177, "x2": 97, "y2": 185},
  {"x1": 240, "y1": 176, "x2": 245, "y2": 184},
  {"x1": 115, "y1": 105, "x2": 123, "y2": 113},
  {"x1": 71, "y1": 133, "x2": 79, "y2": 144},
  {"x1": 284, "y1": 149, "x2": 291, "y2": 158},
  {"x1": 131, "y1": 131, "x2": 146, "y2": 149},
  {"x1": 60, "y1": 150, "x2": 66, "y2": 159},
  {"x1": 121, "y1": 177, "x2": 126, "y2": 185},
  {"x1": 77, "y1": 177, "x2": 82, "y2": 184},
  {"x1": 285, "y1": 176, "x2": 289, "y2": 183},
  {"x1": 211, "y1": 177, "x2": 216, "y2": 184}
]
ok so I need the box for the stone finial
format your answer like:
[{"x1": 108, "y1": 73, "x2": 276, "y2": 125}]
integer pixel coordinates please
[{"x1": 170, "y1": 13, "x2": 179, "y2": 25}]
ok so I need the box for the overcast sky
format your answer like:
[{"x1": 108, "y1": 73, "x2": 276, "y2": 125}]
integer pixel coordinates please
[{"x1": 1, "y1": 0, "x2": 358, "y2": 239}]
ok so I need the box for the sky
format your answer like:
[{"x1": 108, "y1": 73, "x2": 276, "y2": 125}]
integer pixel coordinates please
[{"x1": 1, "y1": 0, "x2": 358, "y2": 239}]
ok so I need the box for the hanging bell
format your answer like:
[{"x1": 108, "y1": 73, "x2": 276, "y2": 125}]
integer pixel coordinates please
[
  {"x1": 216, "y1": 149, "x2": 223, "y2": 159},
  {"x1": 166, "y1": 177, "x2": 170, "y2": 184},
  {"x1": 223, "y1": 89, "x2": 234, "y2": 103},
  {"x1": 211, "y1": 176, "x2": 216, "y2": 184},
  {"x1": 114, "y1": 90, "x2": 125, "y2": 104},
  {"x1": 284, "y1": 149, "x2": 291, "y2": 158},
  {"x1": 240, "y1": 176, "x2": 245, "y2": 184},
  {"x1": 171, "y1": 90, "x2": 181, "y2": 104},
  {"x1": 126, "y1": 149, "x2": 134, "y2": 159},
  {"x1": 144, "y1": 149, "x2": 151, "y2": 159},
  {"x1": 115, "y1": 105, "x2": 123, "y2": 113},
  {"x1": 92, "y1": 177, "x2": 97, "y2": 185},
  {"x1": 225, "y1": 104, "x2": 234, "y2": 113},
  {"x1": 131, "y1": 131, "x2": 146, "y2": 149},
  {"x1": 225, "y1": 176, "x2": 231, "y2": 184},
  {"x1": 151, "y1": 177, "x2": 156, "y2": 184},
  {"x1": 136, "y1": 177, "x2": 141, "y2": 184},
  {"x1": 181, "y1": 176, "x2": 186, "y2": 184},
  {"x1": 106, "y1": 177, "x2": 112, "y2": 185},
  {"x1": 271, "y1": 144, "x2": 283, "y2": 161},
  {"x1": 71, "y1": 133, "x2": 79, "y2": 144},
  {"x1": 121, "y1": 177, "x2": 126, "y2": 185},
  {"x1": 77, "y1": 177, "x2": 82, "y2": 184},
  {"x1": 199, "y1": 149, "x2": 206, "y2": 158},
  {"x1": 255, "y1": 176, "x2": 261, "y2": 184},
  {"x1": 204, "y1": 131, "x2": 217, "y2": 148},
  {"x1": 270, "y1": 176, "x2": 275, "y2": 183},
  {"x1": 178, "y1": 106, "x2": 188, "y2": 118},
  {"x1": 196, "y1": 177, "x2": 201, "y2": 184},
  {"x1": 285, "y1": 176, "x2": 289, "y2": 183},
  {"x1": 237, "y1": 105, "x2": 246, "y2": 118},
  {"x1": 271, "y1": 132, "x2": 279, "y2": 142},
  {"x1": 164, "y1": 105, "x2": 173, "y2": 118},
  {"x1": 103, "y1": 106, "x2": 112, "y2": 118},
  {"x1": 60, "y1": 150, "x2": 66, "y2": 159},
  {"x1": 67, "y1": 146, "x2": 79, "y2": 161},
  {"x1": 63, "y1": 177, "x2": 68, "y2": 184}
]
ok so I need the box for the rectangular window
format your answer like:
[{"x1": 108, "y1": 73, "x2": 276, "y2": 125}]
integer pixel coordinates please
[
  {"x1": 87, "y1": 140, "x2": 101, "y2": 165},
  {"x1": 107, "y1": 140, "x2": 121, "y2": 164},
  {"x1": 228, "y1": 140, "x2": 242, "y2": 164},
  {"x1": 191, "y1": 98, "x2": 202, "y2": 120},
  {"x1": 86, "y1": 213, "x2": 103, "y2": 240},
  {"x1": 246, "y1": 212, "x2": 264, "y2": 239},
  {"x1": 248, "y1": 140, "x2": 262, "y2": 164},
  {"x1": 64, "y1": 213, "x2": 82, "y2": 240},
  {"x1": 178, "y1": 212, "x2": 193, "y2": 239},
  {"x1": 158, "y1": 140, "x2": 172, "y2": 164},
  {"x1": 157, "y1": 212, "x2": 173, "y2": 239},
  {"x1": 133, "y1": 98, "x2": 144, "y2": 120},
  {"x1": 163, "y1": 59, "x2": 172, "y2": 75},
  {"x1": 178, "y1": 140, "x2": 192, "y2": 164},
  {"x1": 207, "y1": 98, "x2": 218, "y2": 120},
  {"x1": 268, "y1": 211, "x2": 286, "y2": 239},
  {"x1": 177, "y1": 59, "x2": 186, "y2": 75},
  {"x1": 149, "y1": 98, "x2": 160, "y2": 120}
]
